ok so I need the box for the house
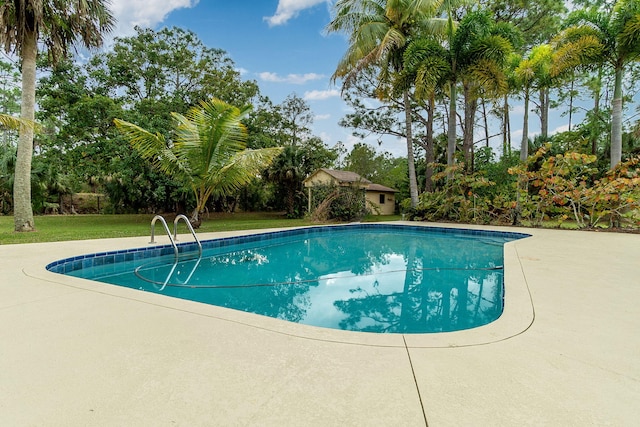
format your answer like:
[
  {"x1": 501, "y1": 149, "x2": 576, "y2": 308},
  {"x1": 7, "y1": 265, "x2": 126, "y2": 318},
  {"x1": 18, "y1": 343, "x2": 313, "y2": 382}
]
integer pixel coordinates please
[{"x1": 302, "y1": 168, "x2": 397, "y2": 215}]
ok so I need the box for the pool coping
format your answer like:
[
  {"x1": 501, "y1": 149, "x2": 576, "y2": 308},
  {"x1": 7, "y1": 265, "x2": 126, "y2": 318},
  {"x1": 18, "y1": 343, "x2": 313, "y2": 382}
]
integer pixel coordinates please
[
  {"x1": 30, "y1": 222, "x2": 534, "y2": 349},
  {"x1": 3, "y1": 221, "x2": 639, "y2": 426}
]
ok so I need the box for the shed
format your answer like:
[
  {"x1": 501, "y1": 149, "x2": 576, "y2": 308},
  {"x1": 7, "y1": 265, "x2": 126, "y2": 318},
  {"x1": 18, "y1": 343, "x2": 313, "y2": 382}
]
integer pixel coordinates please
[{"x1": 303, "y1": 169, "x2": 397, "y2": 215}]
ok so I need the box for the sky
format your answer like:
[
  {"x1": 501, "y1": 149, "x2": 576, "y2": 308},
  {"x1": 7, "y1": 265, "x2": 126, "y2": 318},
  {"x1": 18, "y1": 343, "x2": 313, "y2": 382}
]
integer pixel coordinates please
[{"x1": 104, "y1": 0, "x2": 579, "y2": 158}]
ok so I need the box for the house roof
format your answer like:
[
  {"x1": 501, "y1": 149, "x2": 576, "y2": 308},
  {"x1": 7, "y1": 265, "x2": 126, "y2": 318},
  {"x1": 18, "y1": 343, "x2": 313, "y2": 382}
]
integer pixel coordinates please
[
  {"x1": 304, "y1": 169, "x2": 397, "y2": 193},
  {"x1": 318, "y1": 168, "x2": 371, "y2": 184},
  {"x1": 367, "y1": 183, "x2": 398, "y2": 193}
]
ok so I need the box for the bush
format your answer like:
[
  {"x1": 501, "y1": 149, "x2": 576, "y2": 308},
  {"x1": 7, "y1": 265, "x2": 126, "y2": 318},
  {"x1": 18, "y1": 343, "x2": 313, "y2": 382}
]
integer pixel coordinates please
[
  {"x1": 509, "y1": 145, "x2": 640, "y2": 228},
  {"x1": 310, "y1": 184, "x2": 367, "y2": 222}
]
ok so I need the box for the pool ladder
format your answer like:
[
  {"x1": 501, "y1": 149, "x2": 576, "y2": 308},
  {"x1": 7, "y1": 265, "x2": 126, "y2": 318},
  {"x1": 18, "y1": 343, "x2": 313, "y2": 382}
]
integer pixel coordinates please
[{"x1": 149, "y1": 214, "x2": 203, "y2": 257}]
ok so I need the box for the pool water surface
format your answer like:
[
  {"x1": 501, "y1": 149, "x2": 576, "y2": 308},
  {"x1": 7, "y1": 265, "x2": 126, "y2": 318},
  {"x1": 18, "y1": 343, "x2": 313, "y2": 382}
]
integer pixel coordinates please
[{"x1": 49, "y1": 224, "x2": 528, "y2": 334}]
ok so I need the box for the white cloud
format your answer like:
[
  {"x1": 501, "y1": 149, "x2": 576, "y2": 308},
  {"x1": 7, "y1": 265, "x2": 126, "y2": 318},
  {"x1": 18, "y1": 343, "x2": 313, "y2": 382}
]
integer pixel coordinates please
[
  {"x1": 319, "y1": 131, "x2": 332, "y2": 143},
  {"x1": 304, "y1": 89, "x2": 340, "y2": 100},
  {"x1": 258, "y1": 72, "x2": 325, "y2": 84},
  {"x1": 551, "y1": 124, "x2": 570, "y2": 134},
  {"x1": 109, "y1": 0, "x2": 199, "y2": 38},
  {"x1": 315, "y1": 114, "x2": 331, "y2": 120},
  {"x1": 511, "y1": 129, "x2": 523, "y2": 140},
  {"x1": 264, "y1": 0, "x2": 327, "y2": 27},
  {"x1": 510, "y1": 104, "x2": 526, "y2": 115}
]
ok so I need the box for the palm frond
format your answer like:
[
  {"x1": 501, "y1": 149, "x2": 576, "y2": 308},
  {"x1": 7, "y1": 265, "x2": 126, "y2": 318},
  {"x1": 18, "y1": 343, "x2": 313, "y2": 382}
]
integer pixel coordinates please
[
  {"x1": 0, "y1": 113, "x2": 39, "y2": 131},
  {"x1": 551, "y1": 35, "x2": 603, "y2": 76},
  {"x1": 466, "y1": 58, "x2": 508, "y2": 97},
  {"x1": 206, "y1": 147, "x2": 284, "y2": 197},
  {"x1": 113, "y1": 118, "x2": 188, "y2": 179},
  {"x1": 618, "y1": 13, "x2": 640, "y2": 58}
]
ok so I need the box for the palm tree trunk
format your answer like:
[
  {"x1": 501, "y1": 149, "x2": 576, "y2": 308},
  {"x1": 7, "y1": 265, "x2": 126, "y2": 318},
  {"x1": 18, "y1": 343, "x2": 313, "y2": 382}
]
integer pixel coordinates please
[
  {"x1": 13, "y1": 30, "x2": 37, "y2": 232},
  {"x1": 425, "y1": 95, "x2": 435, "y2": 192},
  {"x1": 482, "y1": 98, "x2": 489, "y2": 148},
  {"x1": 462, "y1": 83, "x2": 476, "y2": 172},
  {"x1": 591, "y1": 67, "x2": 602, "y2": 156},
  {"x1": 506, "y1": 96, "x2": 512, "y2": 156},
  {"x1": 521, "y1": 88, "x2": 530, "y2": 162},
  {"x1": 447, "y1": 83, "x2": 457, "y2": 168},
  {"x1": 540, "y1": 87, "x2": 549, "y2": 139},
  {"x1": 502, "y1": 94, "x2": 509, "y2": 158},
  {"x1": 610, "y1": 67, "x2": 623, "y2": 169},
  {"x1": 568, "y1": 77, "x2": 574, "y2": 132},
  {"x1": 403, "y1": 91, "x2": 419, "y2": 207}
]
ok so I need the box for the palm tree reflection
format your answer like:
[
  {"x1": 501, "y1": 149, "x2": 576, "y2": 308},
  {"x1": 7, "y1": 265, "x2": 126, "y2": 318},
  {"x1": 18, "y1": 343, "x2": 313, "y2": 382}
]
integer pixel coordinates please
[{"x1": 132, "y1": 230, "x2": 506, "y2": 333}]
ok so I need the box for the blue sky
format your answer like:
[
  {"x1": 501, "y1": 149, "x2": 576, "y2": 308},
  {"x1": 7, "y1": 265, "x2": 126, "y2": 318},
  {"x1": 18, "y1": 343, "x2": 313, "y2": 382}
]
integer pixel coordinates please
[
  {"x1": 107, "y1": 0, "x2": 376, "y2": 154},
  {"x1": 105, "y1": 0, "x2": 590, "y2": 158}
]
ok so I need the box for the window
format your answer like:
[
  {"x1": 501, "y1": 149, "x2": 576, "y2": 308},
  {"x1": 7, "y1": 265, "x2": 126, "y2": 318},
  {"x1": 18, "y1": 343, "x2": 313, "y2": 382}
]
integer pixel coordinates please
[{"x1": 379, "y1": 194, "x2": 385, "y2": 204}]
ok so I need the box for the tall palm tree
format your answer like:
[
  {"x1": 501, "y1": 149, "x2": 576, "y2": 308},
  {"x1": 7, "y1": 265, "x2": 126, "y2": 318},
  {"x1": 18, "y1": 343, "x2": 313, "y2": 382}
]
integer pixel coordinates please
[
  {"x1": 514, "y1": 44, "x2": 553, "y2": 161},
  {"x1": 326, "y1": 0, "x2": 440, "y2": 208},
  {"x1": 552, "y1": 0, "x2": 640, "y2": 168},
  {"x1": 0, "y1": 0, "x2": 114, "y2": 231},
  {"x1": 114, "y1": 98, "x2": 283, "y2": 224},
  {"x1": 403, "y1": 36, "x2": 449, "y2": 190},
  {"x1": 456, "y1": 13, "x2": 513, "y2": 170},
  {"x1": 406, "y1": 10, "x2": 513, "y2": 171}
]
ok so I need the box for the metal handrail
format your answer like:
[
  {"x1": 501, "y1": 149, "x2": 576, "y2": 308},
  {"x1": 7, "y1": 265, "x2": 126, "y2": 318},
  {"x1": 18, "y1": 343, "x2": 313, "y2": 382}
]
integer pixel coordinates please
[
  {"x1": 150, "y1": 215, "x2": 178, "y2": 257},
  {"x1": 156, "y1": 256, "x2": 202, "y2": 291},
  {"x1": 173, "y1": 214, "x2": 203, "y2": 256}
]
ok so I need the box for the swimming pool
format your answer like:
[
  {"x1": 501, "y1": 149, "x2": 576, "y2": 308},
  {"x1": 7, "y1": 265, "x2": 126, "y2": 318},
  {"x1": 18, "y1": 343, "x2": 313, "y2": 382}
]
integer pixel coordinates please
[{"x1": 47, "y1": 224, "x2": 529, "y2": 334}]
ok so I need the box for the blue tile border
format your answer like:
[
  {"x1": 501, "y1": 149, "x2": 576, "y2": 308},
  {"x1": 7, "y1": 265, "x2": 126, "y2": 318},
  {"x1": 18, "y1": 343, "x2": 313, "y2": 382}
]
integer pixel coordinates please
[{"x1": 46, "y1": 223, "x2": 530, "y2": 275}]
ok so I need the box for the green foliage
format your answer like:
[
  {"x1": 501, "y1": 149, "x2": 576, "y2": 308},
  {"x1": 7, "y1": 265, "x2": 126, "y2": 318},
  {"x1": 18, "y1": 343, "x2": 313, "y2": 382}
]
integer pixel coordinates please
[
  {"x1": 0, "y1": 143, "x2": 15, "y2": 214},
  {"x1": 330, "y1": 186, "x2": 368, "y2": 221},
  {"x1": 35, "y1": 27, "x2": 278, "y2": 215},
  {"x1": 0, "y1": 59, "x2": 20, "y2": 108},
  {"x1": 309, "y1": 184, "x2": 367, "y2": 222},
  {"x1": 408, "y1": 164, "x2": 499, "y2": 224},
  {"x1": 115, "y1": 98, "x2": 283, "y2": 222},
  {"x1": 481, "y1": 0, "x2": 567, "y2": 48},
  {"x1": 509, "y1": 145, "x2": 640, "y2": 228}
]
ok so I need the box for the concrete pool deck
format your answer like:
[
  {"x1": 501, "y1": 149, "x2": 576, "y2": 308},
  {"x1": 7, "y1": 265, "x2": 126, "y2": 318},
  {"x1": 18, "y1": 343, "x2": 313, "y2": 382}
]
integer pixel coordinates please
[{"x1": 0, "y1": 222, "x2": 638, "y2": 426}]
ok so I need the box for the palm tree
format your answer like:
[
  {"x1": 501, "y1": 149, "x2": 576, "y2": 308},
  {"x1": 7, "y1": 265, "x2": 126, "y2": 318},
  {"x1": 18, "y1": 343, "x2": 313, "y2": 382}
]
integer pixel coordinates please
[
  {"x1": 405, "y1": 10, "x2": 513, "y2": 171},
  {"x1": 456, "y1": 13, "x2": 513, "y2": 170},
  {"x1": 114, "y1": 98, "x2": 283, "y2": 224},
  {"x1": 552, "y1": 0, "x2": 640, "y2": 168},
  {"x1": 326, "y1": 0, "x2": 440, "y2": 208},
  {"x1": 0, "y1": 0, "x2": 114, "y2": 231},
  {"x1": 264, "y1": 145, "x2": 305, "y2": 218},
  {"x1": 402, "y1": 36, "x2": 449, "y2": 189},
  {"x1": 514, "y1": 44, "x2": 553, "y2": 161}
]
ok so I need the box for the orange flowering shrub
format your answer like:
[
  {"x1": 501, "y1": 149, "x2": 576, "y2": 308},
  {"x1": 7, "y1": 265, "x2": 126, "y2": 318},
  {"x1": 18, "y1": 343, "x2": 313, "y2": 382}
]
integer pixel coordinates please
[{"x1": 509, "y1": 145, "x2": 640, "y2": 228}]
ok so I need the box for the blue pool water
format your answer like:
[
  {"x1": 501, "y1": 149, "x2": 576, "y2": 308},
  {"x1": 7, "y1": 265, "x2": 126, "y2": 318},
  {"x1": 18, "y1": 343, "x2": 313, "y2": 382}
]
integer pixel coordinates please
[{"x1": 48, "y1": 224, "x2": 528, "y2": 334}]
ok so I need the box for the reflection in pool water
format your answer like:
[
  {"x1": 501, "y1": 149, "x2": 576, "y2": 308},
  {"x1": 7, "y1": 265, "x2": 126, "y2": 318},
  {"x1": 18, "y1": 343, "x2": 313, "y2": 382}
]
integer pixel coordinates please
[{"x1": 62, "y1": 226, "x2": 525, "y2": 334}]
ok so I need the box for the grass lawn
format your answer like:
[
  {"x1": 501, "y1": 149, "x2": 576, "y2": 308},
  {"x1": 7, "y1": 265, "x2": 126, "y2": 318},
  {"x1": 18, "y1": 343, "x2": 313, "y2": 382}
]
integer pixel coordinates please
[{"x1": 0, "y1": 212, "x2": 402, "y2": 245}]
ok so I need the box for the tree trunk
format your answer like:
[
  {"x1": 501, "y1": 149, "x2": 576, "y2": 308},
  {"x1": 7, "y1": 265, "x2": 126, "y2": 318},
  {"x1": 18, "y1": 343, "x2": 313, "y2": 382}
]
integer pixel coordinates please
[
  {"x1": 568, "y1": 77, "x2": 574, "y2": 132},
  {"x1": 403, "y1": 91, "x2": 419, "y2": 207},
  {"x1": 424, "y1": 95, "x2": 435, "y2": 192},
  {"x1": 521, "y1": 88, "x2": 530, "y2": 162},
  {"x1": 502, "y1": 94, "x2": 510, "y2": 158},
  {"x1": 482, "y1": 98, "x2": 489, "y2": 148},
  {"x1": 591, "y1": 67, "x2": 602, "y2": 156},
  {"x1": 610, "y1": 67, "x2": 623, "y2": 169},
  {"x1": 286, "y1": 183, "x2": 296, "y2": 217},
  {"x1": 447, "y1": 82, "x2": 457, "y2": 169},
  {"x1": 190, "y1": 207, "x2": 200, "y2": 223},
  {"x1": 13, "y1": 30, "x2": 37, "y2": 232},
  {"x1": 539, "y1": 88, "x2": 549, "y2": 139},
  {"x1": 462, "y1": 83, "x2": 477, "y2": 172},
  {"x1": 506, "y1": 95, "x2": 512, "y2": 156}
]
